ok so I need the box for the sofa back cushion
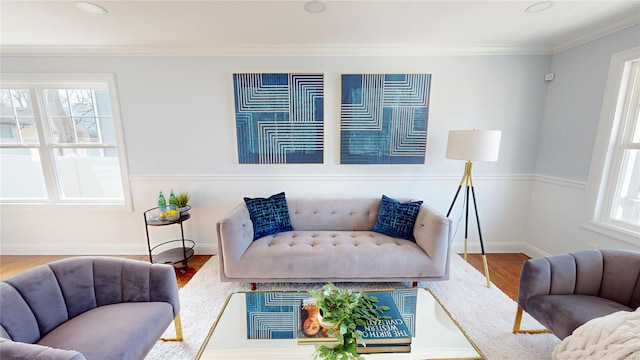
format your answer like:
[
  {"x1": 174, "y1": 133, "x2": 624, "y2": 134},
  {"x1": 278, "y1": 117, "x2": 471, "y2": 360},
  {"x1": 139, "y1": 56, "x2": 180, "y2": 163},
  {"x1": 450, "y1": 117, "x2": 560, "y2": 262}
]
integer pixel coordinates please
[
  {"x1": 0, "y1": 283, "x2": 41, "y2": 343},
  {"x1": 287, "y1": 198, "x2": 383, "y2": 231},
  {"x1": 600, "y1": 249, "x2": 640, "y2": 308},
  {"x1": 48, "y1": 258, "x2": 99, "y2": 318},
  {"x1": 2, "y1": 266, "x2": 70, "y2": 341}
]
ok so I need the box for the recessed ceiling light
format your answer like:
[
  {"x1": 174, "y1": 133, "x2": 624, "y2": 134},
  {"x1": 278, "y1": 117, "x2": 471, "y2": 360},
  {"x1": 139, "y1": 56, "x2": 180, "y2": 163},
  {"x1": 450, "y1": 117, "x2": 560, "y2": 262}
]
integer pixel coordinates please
[
  {"x1": 76, "y1": 2, "x2": 108, "y2": 16},
  {"x1": 304, "y1": 1, "x2": 326, "y2": 14},
  {"x1": 525, "y1": 1, "x2": 555, "y2": 14}
]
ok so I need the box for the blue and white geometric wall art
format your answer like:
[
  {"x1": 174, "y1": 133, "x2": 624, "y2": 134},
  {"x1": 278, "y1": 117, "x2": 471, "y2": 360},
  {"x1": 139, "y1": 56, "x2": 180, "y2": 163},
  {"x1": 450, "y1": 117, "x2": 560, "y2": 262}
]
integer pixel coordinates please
[
  {"x1": 340, "y1": 74, "x2": 431, "y2": 164},
  {"x1": 233, "y1": 73, "x2": 324, "y2": 164}
]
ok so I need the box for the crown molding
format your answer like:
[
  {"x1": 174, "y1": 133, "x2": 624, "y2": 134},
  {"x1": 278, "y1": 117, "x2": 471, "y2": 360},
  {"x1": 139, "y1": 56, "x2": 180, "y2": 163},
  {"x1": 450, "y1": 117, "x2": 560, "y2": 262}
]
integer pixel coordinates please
[
  {"x1": 553, "y1": 13, "x2": 640, "y2": 54},
  {"x1": 0, "y1": 44, "x2": 554, "y2": 57},
  {"x1": 2, "y1": 15, "x2": 636, "y2": 58}
]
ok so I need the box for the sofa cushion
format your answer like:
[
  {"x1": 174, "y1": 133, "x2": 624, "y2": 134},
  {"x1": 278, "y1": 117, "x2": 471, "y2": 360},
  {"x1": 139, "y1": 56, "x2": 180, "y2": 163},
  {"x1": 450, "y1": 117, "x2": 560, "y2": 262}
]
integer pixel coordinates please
[
  {"x1": 244, "y1": 192, "x2": 294, "y2": 240},
  {"x1": 526, "y1": 294, "x2": 633, "y2": 339},
  {"x1": 224, "y1": 230, "x2": 440, "y2": 281},
  {"x1": 372, "y1": 195, "x2": 423, "y2": 241},
  {"x1": 38, "y1": 302, "x2": 173, "y2": 360}
]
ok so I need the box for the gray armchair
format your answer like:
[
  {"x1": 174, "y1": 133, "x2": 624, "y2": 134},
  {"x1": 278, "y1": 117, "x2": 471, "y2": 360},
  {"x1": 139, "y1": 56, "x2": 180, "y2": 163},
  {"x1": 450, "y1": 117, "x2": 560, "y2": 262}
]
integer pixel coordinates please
[
  {"x1": 0, "y1": 256, "x2": 182, "y2": 360},
  {"x1": 513, "y1": 249, "x2": 640, "y2": 339}
]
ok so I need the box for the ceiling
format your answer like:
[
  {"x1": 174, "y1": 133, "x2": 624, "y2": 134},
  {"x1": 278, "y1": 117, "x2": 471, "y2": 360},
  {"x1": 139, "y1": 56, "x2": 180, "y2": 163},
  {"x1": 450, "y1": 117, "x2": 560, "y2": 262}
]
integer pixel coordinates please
[{"x1": 1, "y1": 0, "x2": 639, "y2": 56}]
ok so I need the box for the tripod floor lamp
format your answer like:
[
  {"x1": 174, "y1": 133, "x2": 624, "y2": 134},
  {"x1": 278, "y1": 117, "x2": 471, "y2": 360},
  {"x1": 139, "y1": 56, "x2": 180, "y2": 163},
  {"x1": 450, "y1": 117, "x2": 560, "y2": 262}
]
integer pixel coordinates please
[{"x1": 445, "y1": 129, "x2": 501, "y2": 288}]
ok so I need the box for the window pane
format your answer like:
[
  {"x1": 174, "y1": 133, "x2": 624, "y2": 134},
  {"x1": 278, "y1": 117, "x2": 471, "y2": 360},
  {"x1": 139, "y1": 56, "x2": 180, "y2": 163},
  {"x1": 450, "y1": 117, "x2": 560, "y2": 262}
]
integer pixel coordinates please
[
  {"x1": 53, "y1": 147, "x2": 124, "y2": 199},
  {"x1": 45, "y1": 89, "x2": 114, "y2": 145},
  {"x1": 611, "y1": 149, "x2": 640, "y2": 226},
  {"x1": 0, "y1": 89, "x2": 38, "y2": 144},
  {"x1": 0, "y1": 148, "x2": 47, "y2": 199},
  {"x1": 49, "y1": 117, "x2": 77, "y2": 143},
  {"x1": 44, "y1": 89, "x2": 71, "y2": 116}
]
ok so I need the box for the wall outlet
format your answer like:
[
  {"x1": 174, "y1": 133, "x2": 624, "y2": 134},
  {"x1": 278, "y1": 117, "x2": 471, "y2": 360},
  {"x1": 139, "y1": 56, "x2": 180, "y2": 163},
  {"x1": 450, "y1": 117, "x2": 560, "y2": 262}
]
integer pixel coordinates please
[{"x1": 544, "y1": 73, "x2": 555, "y2": 81}]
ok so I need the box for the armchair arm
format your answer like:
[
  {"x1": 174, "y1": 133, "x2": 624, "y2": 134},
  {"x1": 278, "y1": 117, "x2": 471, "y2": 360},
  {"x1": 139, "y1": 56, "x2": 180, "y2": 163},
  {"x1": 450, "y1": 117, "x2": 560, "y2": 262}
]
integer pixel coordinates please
[
  {"x1": 0, "y1": 338, "x2": 86, "y2": 360},
  {"x1": 517, "y1": 257, "x2": 552, "y2": 309},
  {"x1": 413, "y1": 205, "x2": 452, "y2": 278}
]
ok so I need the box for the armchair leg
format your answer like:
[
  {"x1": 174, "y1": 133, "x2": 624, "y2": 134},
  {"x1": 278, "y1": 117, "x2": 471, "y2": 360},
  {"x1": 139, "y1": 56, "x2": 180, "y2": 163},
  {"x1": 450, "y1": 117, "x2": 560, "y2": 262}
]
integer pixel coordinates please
[
  {"x1": 161, "y1": 314, "x2": 184, "y2": 341},
  {"x1": 512, "y1": 306, "x2": 550, "y2": 334}
]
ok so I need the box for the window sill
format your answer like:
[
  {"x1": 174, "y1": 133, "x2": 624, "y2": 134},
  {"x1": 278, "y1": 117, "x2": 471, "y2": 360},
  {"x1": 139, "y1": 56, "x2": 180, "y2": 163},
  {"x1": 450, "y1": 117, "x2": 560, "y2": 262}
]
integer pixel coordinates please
[{"x1": 581, "y1": 220, "x2": 640, "y2": 247}]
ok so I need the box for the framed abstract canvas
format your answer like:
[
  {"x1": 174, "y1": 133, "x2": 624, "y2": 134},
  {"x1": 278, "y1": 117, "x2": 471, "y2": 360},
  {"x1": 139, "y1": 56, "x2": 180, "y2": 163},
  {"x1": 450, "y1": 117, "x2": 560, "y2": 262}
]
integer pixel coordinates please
[
  {"x1": 233, "y1": 73, "x2": 324, "y2": 164},
  {"x1": 340, "y1": 74, "x2": 431, "y2": 164}
]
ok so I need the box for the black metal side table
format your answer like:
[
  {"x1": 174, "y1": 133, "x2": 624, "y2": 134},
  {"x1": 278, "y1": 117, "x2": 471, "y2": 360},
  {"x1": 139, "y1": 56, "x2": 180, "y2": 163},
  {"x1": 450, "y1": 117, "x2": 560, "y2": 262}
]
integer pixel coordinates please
[{"x1": 144, "y1": 205, "x2": 195, "y2": 273}]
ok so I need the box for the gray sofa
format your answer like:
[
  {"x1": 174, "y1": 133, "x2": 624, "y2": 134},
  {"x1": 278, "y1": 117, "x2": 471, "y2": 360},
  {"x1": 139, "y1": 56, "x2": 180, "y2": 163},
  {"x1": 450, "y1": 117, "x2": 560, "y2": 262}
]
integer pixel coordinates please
[
  {"x1": 513, "y1": 249, "x2": 640, "y2": 339},
  {"x1": 217, "y1": 197, "x2": 452, "y2": 289},
  {"x1": 0, "y1": 256, "x2": 182, "y2": 360}
]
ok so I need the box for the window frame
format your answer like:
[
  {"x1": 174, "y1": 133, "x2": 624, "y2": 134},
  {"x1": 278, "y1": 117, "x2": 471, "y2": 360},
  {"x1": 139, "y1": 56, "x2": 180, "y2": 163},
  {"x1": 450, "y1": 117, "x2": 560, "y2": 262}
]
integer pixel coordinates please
[
  {"x1": 0, "y1": 73, "x2": 132, "y2": 209},
  {"x1": 583, "y1": 47, "x2": 640, "y2": 245}
]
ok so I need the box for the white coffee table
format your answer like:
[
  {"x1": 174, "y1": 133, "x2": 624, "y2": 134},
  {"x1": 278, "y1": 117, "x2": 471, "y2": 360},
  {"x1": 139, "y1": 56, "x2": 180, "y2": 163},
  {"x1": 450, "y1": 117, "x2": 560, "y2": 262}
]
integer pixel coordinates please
[{"x1": 196, "y1": 288, "x2": 484, "y2": 359}]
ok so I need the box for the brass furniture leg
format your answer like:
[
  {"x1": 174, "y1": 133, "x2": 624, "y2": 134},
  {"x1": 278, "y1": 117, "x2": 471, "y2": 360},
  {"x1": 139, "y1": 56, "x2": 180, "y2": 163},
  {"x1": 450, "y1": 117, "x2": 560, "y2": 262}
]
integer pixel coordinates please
[
  {"x1": 161, "y1": 314, "x2": 184, "y2": 341},
  {"x1": 512, "y1": 306, "x2": 550, "y2": 334}
]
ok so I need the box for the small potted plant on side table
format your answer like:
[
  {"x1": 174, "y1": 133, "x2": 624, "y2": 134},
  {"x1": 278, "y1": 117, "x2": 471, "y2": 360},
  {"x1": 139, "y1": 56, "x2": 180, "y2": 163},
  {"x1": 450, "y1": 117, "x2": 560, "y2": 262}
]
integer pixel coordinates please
[
  {"x1": 309, "y1": 283, "x2": 390, "y2": 360},
  {"x1": 175, "y1": 192, "x2": 191, "y2": 215}
]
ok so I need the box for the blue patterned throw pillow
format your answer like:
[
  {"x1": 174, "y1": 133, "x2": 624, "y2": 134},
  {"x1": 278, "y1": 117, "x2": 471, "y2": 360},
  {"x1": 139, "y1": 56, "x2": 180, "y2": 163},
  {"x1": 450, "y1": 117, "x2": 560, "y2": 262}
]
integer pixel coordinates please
[
  {"x1": 373, "y1": 195, "x2": 423, "y2": 241},
  {"x1": 244, "y1": 192, "x2": 294, "y2": 240}
]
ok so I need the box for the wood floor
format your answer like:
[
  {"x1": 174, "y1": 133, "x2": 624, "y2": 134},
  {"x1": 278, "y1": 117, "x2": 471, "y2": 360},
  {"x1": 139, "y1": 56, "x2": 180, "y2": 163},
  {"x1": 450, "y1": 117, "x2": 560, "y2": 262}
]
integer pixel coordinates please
[
  {"x1": 0, "y1": 255, "x2": 213, "y2": 289},
  {"x1": 0, "y1": 253, "x2": 528, "y2": 300}
]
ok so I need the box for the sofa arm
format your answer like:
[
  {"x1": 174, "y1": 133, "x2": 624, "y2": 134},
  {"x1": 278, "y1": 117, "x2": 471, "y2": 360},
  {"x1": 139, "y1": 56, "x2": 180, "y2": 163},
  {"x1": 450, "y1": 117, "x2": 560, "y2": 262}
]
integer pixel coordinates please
[
  {"x1": 217, "y1": 203, "x2": 255, "y2": 263},
  {"x1": 413, "y1": 205, "x2": 452, "y2": 278},
  {"x1": 0, "y1": 338, "x2": 86, "y2": 360}
]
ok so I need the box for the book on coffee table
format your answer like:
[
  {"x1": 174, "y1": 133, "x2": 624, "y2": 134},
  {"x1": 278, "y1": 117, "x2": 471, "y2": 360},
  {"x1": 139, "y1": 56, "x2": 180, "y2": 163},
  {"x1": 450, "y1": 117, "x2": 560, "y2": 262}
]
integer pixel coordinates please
[
  {"x1": 357, "y1": 291, "x2": 412, "y2": 345},
  {"x1": 356, "y1": 343, "x2": 412, "y2": 354},
  {"x1": 297, "y1": 298, "x2": 338, "y2": 345}
]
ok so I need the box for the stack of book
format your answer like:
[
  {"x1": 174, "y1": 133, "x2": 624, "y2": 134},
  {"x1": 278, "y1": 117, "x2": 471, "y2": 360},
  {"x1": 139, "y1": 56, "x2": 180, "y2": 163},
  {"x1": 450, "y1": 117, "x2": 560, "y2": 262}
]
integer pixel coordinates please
[
  {"x1": 296, "y1": 292, "x2": 412, "y2": 354},
  {"x1": 356, "y1": 291, "x2": 411, "y2": 354},
  {"x1": 297, "y1": 298, "x2": 339, "y2": 346}
]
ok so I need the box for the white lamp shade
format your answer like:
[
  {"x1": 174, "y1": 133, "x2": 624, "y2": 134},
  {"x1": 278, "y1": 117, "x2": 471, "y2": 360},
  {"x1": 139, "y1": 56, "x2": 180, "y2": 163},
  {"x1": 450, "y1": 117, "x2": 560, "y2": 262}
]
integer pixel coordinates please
[{"x1": 446, "y1": 130, "x2": 502, "y2": 162}]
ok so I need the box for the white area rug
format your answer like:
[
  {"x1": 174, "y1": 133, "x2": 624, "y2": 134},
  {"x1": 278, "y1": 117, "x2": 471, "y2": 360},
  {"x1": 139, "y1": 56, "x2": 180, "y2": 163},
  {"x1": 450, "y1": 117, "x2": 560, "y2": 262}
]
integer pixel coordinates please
[{"x1": 145, "y1": 255, "x2": 560, "y2": 360}]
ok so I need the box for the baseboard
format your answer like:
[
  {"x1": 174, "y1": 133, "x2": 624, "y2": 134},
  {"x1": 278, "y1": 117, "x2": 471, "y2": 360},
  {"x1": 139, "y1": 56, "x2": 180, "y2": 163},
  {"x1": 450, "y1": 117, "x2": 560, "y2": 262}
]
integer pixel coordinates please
[
  {"x1": 0, "y1": 243, "x2": 219, "y2": 256},
  {"x1": 452, "y1": 241, "x2": 549, "y2": 258}
]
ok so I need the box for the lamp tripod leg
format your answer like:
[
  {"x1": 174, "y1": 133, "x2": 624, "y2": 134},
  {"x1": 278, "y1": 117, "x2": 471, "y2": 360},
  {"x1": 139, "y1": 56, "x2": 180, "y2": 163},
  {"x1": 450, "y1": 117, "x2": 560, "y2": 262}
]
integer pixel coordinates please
[
  {"x1": 470, "y1": 185, "x2": 491, "y2": 288},
  {"x1": 482, "y1": 254, "x2": 491, "y2": 288},
  {"x1": 464, "y1": 185, "x2": 470, "y2": 261},
  {"x1": 464, "y1": 238, "x2": 468, "y2": 261}
]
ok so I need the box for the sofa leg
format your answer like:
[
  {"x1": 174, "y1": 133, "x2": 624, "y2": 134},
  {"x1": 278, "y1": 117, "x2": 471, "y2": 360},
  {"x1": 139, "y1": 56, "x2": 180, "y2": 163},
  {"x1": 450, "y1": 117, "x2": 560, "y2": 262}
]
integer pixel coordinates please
[
  {"x1": 512, "y1": 306, "x2": 550, "y2": 334},
  {"x1": 251, "y1": 282, "x2": 257, "y2": 291},
  {"x1": 412, "y1": 281, "x2": 418, "y2": 287},
  {"x1": 161, "y1": 314, "x2": 184, "y2": 341}
]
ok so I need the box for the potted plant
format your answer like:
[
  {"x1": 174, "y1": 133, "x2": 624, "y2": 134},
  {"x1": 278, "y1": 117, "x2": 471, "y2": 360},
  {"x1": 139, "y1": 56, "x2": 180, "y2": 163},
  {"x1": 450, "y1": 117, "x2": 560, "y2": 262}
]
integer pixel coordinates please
[
  {"x1": 309, "y1": 283, "x2": 390, "y2": 360},
  {"x1": 175, "y1": 192, "x2": 191, "y2": 215}
]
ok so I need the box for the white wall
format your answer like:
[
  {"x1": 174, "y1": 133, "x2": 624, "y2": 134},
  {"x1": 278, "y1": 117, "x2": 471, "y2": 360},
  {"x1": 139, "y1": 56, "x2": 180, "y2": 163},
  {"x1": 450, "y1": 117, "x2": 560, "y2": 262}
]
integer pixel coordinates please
[
  {"x1": 4, "y1": 30, "x2": 639, "y2": 257},
  {"x1": 0, "y1": 54, "x2": 550, "y2": 256},
  {"x1": 526, "y1": 25, "x2": 640, "y2": 254}
]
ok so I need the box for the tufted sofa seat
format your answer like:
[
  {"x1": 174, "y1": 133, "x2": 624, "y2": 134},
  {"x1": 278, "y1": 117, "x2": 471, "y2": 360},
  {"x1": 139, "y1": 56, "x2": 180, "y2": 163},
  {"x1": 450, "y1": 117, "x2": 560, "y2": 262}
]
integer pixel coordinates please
[
  {"x1": 217, "y1": 198, "x2": 452, "y2": 287},
  {"x1": 0, "y1": 256, "x2": 182, "y2": 360}
]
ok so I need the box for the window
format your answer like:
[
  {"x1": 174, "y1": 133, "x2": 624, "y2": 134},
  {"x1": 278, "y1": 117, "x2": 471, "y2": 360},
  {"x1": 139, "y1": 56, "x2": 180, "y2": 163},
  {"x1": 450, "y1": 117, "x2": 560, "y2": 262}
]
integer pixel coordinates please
[
  {"x1": 0, "y1": 74, "x2": 130, "y2": 206},
  {"x1": 584, "y1": 48, "x2": 640, "y2": 245}
]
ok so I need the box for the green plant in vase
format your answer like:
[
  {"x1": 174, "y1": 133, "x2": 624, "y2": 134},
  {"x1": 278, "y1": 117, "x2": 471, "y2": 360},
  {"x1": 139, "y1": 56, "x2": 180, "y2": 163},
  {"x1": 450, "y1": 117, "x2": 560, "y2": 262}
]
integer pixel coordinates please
[
  {"x1": 309, "y1": 283, "x2": 390, "y2": 360},
  {"x1": 175, "y1": 192, "x2": 191, "y2": 213}
]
